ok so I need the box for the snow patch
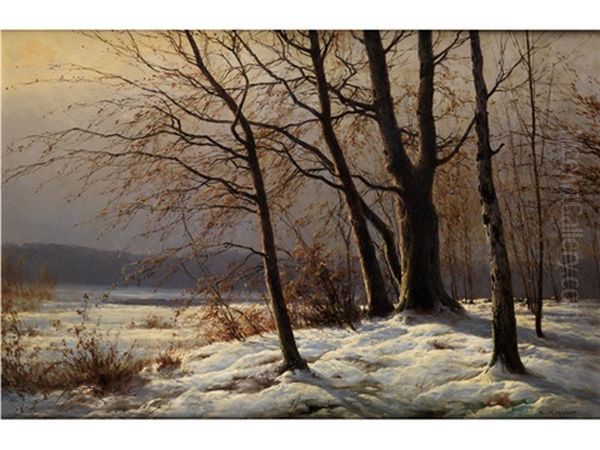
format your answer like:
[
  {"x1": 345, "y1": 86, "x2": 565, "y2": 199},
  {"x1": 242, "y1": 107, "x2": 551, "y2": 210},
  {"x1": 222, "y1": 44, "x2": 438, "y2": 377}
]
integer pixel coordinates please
[{"x1": 3, "y1": 299, "x2": 599, "y2": 418}]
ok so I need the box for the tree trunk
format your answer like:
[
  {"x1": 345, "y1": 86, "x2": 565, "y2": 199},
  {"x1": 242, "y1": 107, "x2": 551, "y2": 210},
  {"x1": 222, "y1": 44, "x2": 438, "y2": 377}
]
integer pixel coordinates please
[
  {"x1": 534, "y1": 296, "x2": 543, "y2": 337},
  {"x1": 525, "y1": 31, "x2": 545, "y2": 338},
  {"x1": 309, "y1": 31, "x2": 393, "y2": 317},
  {"x1": 363, "y1": 30, "x2": 461, "y2": 313},
  {"x1": 397, "y1": 183, "x2": 457, "y2": 311},
  {"x1": 470, "y1": 31, "x2": 526, "y2": 374},
  {"x1": 185, "y1": 31, "x2": 307, "y2": 372},
  {"x1": 251, "y1": 156, "x2": 308, "y2": 372}
]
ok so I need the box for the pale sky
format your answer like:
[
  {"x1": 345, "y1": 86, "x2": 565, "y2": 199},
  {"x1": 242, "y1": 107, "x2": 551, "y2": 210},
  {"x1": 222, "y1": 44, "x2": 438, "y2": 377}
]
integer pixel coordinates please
[
  {"x1": 2, "y1": 31, "x2": 599, "y2": 253},
  {"x1": 2, "y1": 32, "x2": 197, "y2": 253}
]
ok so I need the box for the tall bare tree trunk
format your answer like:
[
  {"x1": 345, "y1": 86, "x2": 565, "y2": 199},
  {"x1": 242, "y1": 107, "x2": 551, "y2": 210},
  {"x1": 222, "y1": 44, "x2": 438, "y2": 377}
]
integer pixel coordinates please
[
  {"x1": 250, "y1": 154, "x2": 309, "y2": 371},
  {"x1": 308, "y1": 31, "x2": 393, "y2": 318},
  {"x1": 470, "y1": 31, "x2": 526, "y2": 373},
  {"x1": 525, "y1": 31, "x2": 545, "y2": 338},
  {"x1": 186, "y1": 31, "x2": 307, "y2": 371},
  {"x1": 503, "y1": 132, "x2": 536, "y2": 309},
  {"x1": 363, "y1": 30, "x2": 461, "y2": 312},
  {"x1": 398, "y1": 183, "x2": 456, "y2": 311}
]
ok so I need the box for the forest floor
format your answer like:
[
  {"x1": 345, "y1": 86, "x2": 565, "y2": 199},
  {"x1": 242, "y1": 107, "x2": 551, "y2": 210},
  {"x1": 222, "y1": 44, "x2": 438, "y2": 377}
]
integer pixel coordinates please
[{"x1": 2, "y1": 296, "x2": 599, "y2": 418}]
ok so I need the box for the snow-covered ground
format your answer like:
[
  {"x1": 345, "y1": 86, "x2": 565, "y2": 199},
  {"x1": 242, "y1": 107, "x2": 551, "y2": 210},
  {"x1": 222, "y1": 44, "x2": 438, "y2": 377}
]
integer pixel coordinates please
[{"x1": 2, "y1": 295, "x2": 599, "y2": 418}]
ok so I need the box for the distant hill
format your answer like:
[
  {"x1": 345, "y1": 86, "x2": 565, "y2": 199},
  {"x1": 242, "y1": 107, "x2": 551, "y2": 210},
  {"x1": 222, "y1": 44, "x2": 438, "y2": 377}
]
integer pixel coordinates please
[
  {"x1": 2, "y1": 242, "x2": 598, "y2": 298},
  {"x1": 1, "y1": 242, "x2": 261, "y2": 289}
]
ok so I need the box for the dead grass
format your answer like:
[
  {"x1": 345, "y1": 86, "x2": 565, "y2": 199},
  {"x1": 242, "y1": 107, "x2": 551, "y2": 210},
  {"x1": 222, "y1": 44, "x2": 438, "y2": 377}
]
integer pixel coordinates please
[
  {"x1": 53, "y1": 326, "x2": 148, "y2": 394},
  {"x1": 1, "y1": 288, "x2": 52, "y2": 313},
  {"x1": 2, "y1": 303, "x2": 148, "y2": 395}
]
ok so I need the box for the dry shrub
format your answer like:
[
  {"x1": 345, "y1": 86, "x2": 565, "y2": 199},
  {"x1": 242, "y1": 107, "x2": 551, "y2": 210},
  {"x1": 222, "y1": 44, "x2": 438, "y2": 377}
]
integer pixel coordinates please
[
  {"x1": 52, "y1": 325, "x2": 147, "y2": 394},
  {"x1": 197, "y1": 297, "x2": 274, "y2": 343},
  {"x1": 1, "y1": 292, "x2": 47, "y2": 314},
  {"x1": 1, "y1": 301, "x2": 147, "y2": 395},
  {"x1": 285, "y1": 243, "x2": 361, "y2": 330},
  {"x1": 192, "y1": 243, "x2": 361, "y2": 344}
]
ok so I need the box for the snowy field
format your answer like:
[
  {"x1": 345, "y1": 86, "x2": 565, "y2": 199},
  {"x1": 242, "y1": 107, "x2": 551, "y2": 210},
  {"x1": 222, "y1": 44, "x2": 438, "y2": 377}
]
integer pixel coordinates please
[{"x1": 2, "y1": 288, "x2": 599, "y2": 418}]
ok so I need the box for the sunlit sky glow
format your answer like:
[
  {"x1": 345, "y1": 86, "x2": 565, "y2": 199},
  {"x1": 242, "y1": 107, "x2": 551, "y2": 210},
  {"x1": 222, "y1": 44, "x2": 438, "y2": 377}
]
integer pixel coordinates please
[{"x1": 2, "y1": 31, "x2": 599, "y2": 253}]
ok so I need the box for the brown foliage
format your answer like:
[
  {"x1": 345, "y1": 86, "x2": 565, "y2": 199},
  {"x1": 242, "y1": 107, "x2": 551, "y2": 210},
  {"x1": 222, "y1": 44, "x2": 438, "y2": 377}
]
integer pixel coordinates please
[
  {"x1": 285, "y1": 243, "x2": 361, "y2": 330},
  {"x1": 197, "y1": 298, "x2": 274, "y2": 343},
  {"x1": 194, "y1": 243, "x2": 361, "y2": 344}
]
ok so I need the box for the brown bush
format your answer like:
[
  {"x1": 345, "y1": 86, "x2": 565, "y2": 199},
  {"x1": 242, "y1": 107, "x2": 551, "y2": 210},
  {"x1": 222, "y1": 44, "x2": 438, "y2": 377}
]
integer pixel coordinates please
[
  {"x1": 197, "y1": 297, "x2": 274, "y2": 343},
  {"x1": 1, "y1": 309, "x2": 49, "y2": 392},
  {"x1": 187, "y1": 240, "x2": 362, "y2": 345},
  {"x1": 192, "y1": 244, "x2": 361, "y2": 345},
  {"x1": 53, "y1": 325, "x2": 148, "y2": 394},
  {"x1": 285, "y1": 243, "x2": 361, "y2": 330}
]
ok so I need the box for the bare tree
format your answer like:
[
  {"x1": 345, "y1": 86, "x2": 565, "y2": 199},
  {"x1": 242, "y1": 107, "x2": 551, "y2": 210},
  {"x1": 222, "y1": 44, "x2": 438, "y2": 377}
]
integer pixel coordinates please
[
  {"x1": 8, "y1": 31, "x2": 309, "y2": 372},
  {"x1": 184, "y1": 31, "x2": 308, "y2": 370},
  {"x1": 306, "y1": 31, "x2": 393, "y2": 316},
  {"x1": 363, "y1": 30, "x2": 466, "y2": 312},
  {"x1": 524, "y1": 31, "x2": 545, "y2": 337},
  {"x1": 562, "y1": 75, "x2": 600, "y2": 298},
  {"x1": 235, "y1": 31, "x2": 397, "y2": 317},
  {"x1": 494, "y1": 32, "x2": 568, "y2": 328},
  {"x1": 469, "y1": 30, "x2": 526, "y2": 373}
]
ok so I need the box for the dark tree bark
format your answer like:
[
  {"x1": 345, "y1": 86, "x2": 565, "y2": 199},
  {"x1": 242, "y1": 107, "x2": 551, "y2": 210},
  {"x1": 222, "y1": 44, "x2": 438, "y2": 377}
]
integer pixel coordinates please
[
  {"x1": 308, "y1": 31, "x2": 393, "y2": 317},
  {"x1": 252, "y1": 164, "x2": 309, "y2": 371},
  {"x1": 185, "y1": 31, "x2": 307, "y2": 372},
  {"x1": 361, "y1": 198, "x2": 403, "y2": 293},
  {"x1": 363, "y1": 30, "x2": 462, "y2": 312},
  {"x1": 469, "y1": 31, "x2": 526, "y2": 374}
]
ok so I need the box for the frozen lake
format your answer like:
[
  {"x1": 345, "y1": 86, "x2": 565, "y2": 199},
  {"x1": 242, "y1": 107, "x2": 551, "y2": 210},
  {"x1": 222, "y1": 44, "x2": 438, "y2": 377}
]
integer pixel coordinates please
[{"x1": 51, "y1": 284, "x2": 265, "y2": 308}]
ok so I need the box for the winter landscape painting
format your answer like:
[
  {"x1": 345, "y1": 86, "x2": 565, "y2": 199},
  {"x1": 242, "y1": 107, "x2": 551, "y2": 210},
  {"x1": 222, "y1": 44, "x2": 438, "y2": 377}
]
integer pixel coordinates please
[{"x1": 1, "y1": 30, "x2": 599, "y2": 419}]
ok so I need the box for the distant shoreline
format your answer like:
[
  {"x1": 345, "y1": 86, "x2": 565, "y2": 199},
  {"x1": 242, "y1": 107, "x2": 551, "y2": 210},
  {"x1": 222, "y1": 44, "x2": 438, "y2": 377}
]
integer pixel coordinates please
[{"x1": 54, "y1": 283, "x2": 265, "y2": 307}]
